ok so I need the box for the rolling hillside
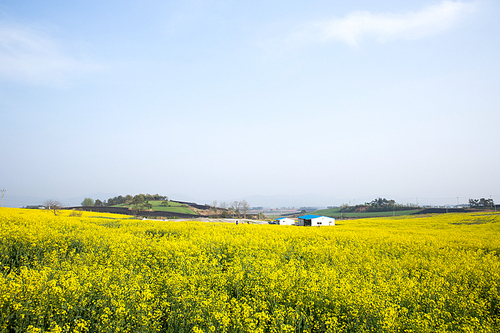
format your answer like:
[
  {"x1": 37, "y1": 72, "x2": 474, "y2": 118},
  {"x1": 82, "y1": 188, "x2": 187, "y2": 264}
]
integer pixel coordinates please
[
  {"x1": 112, "y1": 200, "x2": 198, "y2": 215},
  {"x1": 310, "y1": 207, "x2": 422, "y2": 218}
]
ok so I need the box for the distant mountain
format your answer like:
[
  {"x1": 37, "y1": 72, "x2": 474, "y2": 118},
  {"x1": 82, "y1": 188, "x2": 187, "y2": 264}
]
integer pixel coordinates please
[
  {"x1": 61, "y1": 192, "x2": 119, "y2": 207},
  {"x1": 241, "y1": 194, "x2": 342, "y2": 208},
  {"x1": 63, "y1": 193, "x2": 204, "y2": 207},
  {"x1": 168, "y1": 193, "x2": 201, "y2": 203},
  {"x1": 2, "y1": 192, "x2": 118, "y2": 208},
  {"x1": 2, "y1": 192, "x2": 457, "y2": 209},
  {"x1": 2, "y1": 195, "x2": 47, "y2": 208}
]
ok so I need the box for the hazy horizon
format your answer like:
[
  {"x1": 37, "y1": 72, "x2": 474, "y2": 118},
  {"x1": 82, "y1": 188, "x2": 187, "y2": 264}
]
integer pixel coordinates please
[
  {"x1": 1, "y1": 1, "x2": 499, "y2": 207},
  {"x1": 1, "y1": 191, "x2": 489, "y2": 209}
]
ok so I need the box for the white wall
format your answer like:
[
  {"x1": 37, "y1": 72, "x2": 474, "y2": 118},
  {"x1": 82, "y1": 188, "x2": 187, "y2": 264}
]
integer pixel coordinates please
[
  {"x1": 311, "y1": 216, "x2": 335, "y2": 226},
  {"x1": 277, "y1": 218, "x2": 295, "y2": 225},
  {"x1": 298, "y1": 216, "x2": 335, "y2": 226}
]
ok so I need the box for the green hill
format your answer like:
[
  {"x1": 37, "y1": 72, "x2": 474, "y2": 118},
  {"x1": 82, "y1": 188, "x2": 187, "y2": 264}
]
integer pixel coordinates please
[
  {"x1": 112, "y1": 200, "x2": 198, "y2": 215},
  {"x1": 311, "y1": 207, "x2": 421, "y2": 218}
]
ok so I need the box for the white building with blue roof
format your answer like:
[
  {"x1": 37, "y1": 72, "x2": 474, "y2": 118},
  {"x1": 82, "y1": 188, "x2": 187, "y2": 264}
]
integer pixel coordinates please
[
  {"x1": 275, "y1": 217, "x2": 295, "y2": 225},
  {"x1": 297, "y1": 214, "x2": 335, "y2": 227}
]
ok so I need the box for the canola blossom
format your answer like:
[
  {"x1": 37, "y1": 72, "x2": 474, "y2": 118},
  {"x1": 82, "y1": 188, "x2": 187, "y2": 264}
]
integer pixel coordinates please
[{"x1": 0, "y1": 208, "x2": 499, "y2": 332}]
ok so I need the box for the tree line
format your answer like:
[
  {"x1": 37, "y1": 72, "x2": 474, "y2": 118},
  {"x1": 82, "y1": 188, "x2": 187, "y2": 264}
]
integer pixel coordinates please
[
  {"x1": 469, "y1": 198, "x2": 495, "y2": 209},
  {"x1": 211, "y1": 200, "x2": 251, "y2": 218},
  {"x1": 81, "y1": 194, "x2": 168, "y2": 207},
  {"x1": 340, "y1": 197, "x2": 419, "y2": 213}
]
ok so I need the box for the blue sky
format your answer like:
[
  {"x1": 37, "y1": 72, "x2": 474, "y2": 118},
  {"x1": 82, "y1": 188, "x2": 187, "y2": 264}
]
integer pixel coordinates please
[{"x1": 1, "y1": 0, "x2": 499, "y2": 207}]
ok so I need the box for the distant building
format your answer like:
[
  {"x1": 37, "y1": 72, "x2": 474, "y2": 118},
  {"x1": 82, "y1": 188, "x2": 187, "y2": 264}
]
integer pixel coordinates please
[
  {"x1": 299, "y1": 207, "x2": 319, "y2": 212},
  {"x1": 275, "y1": 217, "x2": 295, "y2": 225},
  {"x1": 297, "y1": 215, "x2": 335, "y2": 227}
]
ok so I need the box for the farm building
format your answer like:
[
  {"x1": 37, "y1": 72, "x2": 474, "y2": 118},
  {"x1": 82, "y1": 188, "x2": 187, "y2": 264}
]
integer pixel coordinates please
[
  {"x1": 275, "y1": 217, "x2": 295, "y2": 225},
  {"x1": 297, "y1": 215, "x2": 335, "y2": 227}
]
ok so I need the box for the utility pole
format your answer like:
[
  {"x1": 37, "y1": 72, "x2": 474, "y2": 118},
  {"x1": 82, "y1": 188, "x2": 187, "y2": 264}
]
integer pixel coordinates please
[{"x1": 1, "y1": 188, "x2": 5, "y2": 208}]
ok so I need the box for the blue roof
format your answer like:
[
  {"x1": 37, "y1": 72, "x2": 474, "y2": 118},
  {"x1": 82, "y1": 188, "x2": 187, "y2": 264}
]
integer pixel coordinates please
[
  {"x1": 298, "y1": 214, "x2": 322, "y2": 219},
  {"x1": 275, "y1": 217, "x2": 288, "y2": 220}
]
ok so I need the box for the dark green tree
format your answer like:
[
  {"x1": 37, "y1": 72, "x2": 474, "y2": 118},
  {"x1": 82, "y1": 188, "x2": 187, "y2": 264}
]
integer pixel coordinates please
[
  {"x1": 125, "y1": 195, "x2": 133, "y2": 204},
  {"x1": 81, "y1": 197, "x2": 94, "y2": 207},
  {"x1": 131, "y1": 194, "x2": 152, "y2": 212},
  {"x1": 469, "y1": 198, "x2": 494, "y2": 209}
]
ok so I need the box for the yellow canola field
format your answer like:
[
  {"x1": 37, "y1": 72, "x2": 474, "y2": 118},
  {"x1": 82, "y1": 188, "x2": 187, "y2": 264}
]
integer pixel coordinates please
[{"x1": 0, "y1": 208, "x2": 499, "y2": 333}]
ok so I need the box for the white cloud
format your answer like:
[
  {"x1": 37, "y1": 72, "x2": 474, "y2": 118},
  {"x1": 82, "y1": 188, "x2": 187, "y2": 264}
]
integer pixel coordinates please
[
  {"x1": 295, "y1": 1, "x2": 477, "y2": 46},
  {"x1": 0, "y1": 23, "x2": 102, "y2": 86}
]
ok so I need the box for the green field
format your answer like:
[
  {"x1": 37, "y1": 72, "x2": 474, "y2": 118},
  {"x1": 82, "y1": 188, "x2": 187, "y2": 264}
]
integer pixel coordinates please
[
  {"x1": 112, "y1": 200, "x2": 198, "y2": 215},
  {"x1": 312, "y1": 207, "x2": 422, "y2": 218}
]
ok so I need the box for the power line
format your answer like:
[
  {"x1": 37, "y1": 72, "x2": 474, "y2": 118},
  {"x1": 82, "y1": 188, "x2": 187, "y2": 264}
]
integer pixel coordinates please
[{"x1": 1, "y1": 188, "x2": 5, "y2": 208}]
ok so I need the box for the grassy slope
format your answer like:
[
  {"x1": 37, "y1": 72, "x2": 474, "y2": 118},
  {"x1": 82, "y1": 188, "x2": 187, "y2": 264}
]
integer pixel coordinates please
[
  {"x1": 311, "y1": 207, "x2": 421, "y2": 218},
  {"x1": 112, "y1": 200, "x2": 198, "y2": 215}
]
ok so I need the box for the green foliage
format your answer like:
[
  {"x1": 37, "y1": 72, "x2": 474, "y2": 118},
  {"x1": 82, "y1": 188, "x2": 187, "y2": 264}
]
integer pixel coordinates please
[
  {"x1": 313, "y1": 207, "x2": 421, "y2": 218},
  {"x1": 469, "y1": 198, "x2": 495, "y2": 209},
  {"x1": 112, "y1": 200, "x2": 197, "y2": 215},
  {"x1": 338, "y1": 198, "x2": 419, "y2": 213},
  {"x1": 106, "y1": 193, "x2": 167, "y2": 206},
  {"x1": 81, "y1": 197, "x2": 94, "y2": 207},
  {"x1": 130, "y1": 194, "x2": 152, "y2": 212}
]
